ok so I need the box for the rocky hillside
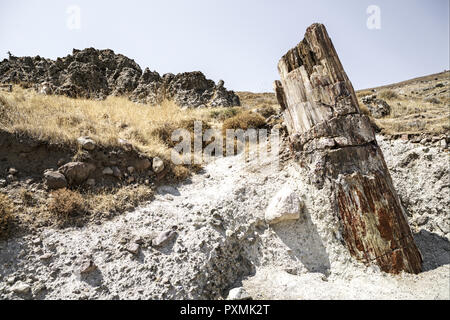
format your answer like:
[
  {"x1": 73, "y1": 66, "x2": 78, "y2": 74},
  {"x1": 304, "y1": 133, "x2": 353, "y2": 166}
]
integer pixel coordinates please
[
  {"x1": 356, "y1": 71, "x2": 449, "y2": 137},
  {"x1": 0, "y1": 65, "x2": 448, "y2": 300},
  {"x1": 0, "y1": 48, "x2": 240, "y2": 108}
]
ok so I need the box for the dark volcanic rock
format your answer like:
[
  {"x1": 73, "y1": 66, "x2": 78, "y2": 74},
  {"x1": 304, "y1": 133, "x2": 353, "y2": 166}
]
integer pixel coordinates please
[
  {"x1": 130, "y1": 69, "x2": 240, "y2": 107},
  {"x1": 0, "y1": 48, "x2": 240, "y2": 107},
  {"x1": 361, "y1": 95, "x2": 391, "y2": 118}
]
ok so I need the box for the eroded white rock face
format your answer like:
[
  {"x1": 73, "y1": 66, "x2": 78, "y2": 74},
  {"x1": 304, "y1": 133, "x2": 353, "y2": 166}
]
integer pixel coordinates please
[
  {"x1": 265, "y1": 185, "x2": 304, "y2": 225},
  {"x1": 0, "y1": 137, "x2": 447, "y2": 300}
]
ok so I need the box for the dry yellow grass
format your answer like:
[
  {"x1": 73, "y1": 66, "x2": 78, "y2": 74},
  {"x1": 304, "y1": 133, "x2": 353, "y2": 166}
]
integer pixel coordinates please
[
  {"x1": 0, "y1": 87, "x2": 212, "y2": 159},
  {"x1": 356, "y1": 93, "x2": 449, "y2": 136},
  {"x1": 0, "y1": 87, "x2": 225, "y2": 230},
  {"x1": 237, "y1": 91, "x2": 278, "y2": 109},
  {"x1": 377, "y1": 89, "x2": 399, "y2": 100},
  {"x1": 86, "y1": 185, "x2": 154, "y2": 217},
  {"x1": 355, "y1": 71, "x2": 449, "y2": 136}
]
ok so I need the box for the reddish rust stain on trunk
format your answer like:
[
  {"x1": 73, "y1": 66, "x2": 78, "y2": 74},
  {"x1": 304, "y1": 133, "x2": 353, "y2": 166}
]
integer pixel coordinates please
[{"x1": 336, "y1": 173, "x2": 422, "y2": 274}]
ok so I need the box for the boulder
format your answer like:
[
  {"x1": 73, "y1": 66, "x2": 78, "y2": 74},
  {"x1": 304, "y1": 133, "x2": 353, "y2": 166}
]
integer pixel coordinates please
[
  {"x1": 58, "y1": 162, "x2": 96, "y2": 185},
  {"x1": 265, "y1": 185, "x2": 303, "y2": 225},
  {"x1": 43, "y1": 170, "x2": 68, "y2": 190},
  {"x1": 79, "y1": 259, "x2": 97, "y2": 274},
  {"x1": 361, "y1": 95, "x2": 391, "y2": 118}
]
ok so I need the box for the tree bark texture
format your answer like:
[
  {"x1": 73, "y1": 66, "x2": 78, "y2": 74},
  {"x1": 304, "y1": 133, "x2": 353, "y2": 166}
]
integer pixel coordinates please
[{"x1": 274, "y1": 23, "x2": 422, "y2": 274}]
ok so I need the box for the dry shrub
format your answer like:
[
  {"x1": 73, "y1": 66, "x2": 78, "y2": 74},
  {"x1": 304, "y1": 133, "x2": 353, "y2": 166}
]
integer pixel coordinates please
[
  {"x1": 209, "y1": 107, "x2": 241, "y2": 121},
  {"x1": 222, "y1": 111, "x2": 266, "y2": 131},
  {"x1": 48, "y1": 189, "x2": 85, "y2": 218},
  {"x1": 171, "y1": 165, "x2": 192, "y2": 181},
  {"x1": 0, "y1": 193, "x2": 13, "y2": 234},
  {"x1": 88, "y1": 185, "x2": 154, "y2": 216},
  {"x1": 152, "y1": 119, "x2": 211, "y2": 148},
  {"x1": 19, "y1": 188, "x2": 34, "y2": 206},
  {"x1": 378, "y1": 90, "x2": 398, "y2": 100},
  {"x1": 256, "y1": 105, "x2": 278, "y2": 118}
]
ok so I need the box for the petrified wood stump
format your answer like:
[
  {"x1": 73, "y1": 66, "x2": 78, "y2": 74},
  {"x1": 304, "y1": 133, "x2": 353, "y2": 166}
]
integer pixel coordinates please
[{"x1": 275, "y1": 23, "x2": 422, "y2": 274}]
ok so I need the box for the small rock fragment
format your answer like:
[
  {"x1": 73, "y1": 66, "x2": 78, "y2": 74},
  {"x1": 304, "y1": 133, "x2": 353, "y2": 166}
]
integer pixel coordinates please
[
  {"x1": 79, "y1": 259, "x2": 97, "y2": 274},
  {"x1": 39, "y1": 253, "x2": 53, "y2": 261},
  {"x1": 227, "y1": 287, "x2": 251, "y2": 300},
  {"x1": 152, "y1": 157, "x2": 165, "y2": 173},
  {"x1": 118, "y1": 138, "x2": 133, "y2": 151},
  {"x1": 77, "y1": 136, "x2": 96, "y2": 151},
  {"x1": 102, "y1": 167, "x2": 114, "y2": 175},
  {"x1": 10, "y1": 281, "x2": 31, "y2": 294},
  {"x1": 152, "y1": 230, "x2": 177, "y2": 247},
  {"x1": 112, "y1": 166, "x2": 122, "y2": 178},
  {"x1": 126, "y1": 243, "x2": 140, "y2": 255}
]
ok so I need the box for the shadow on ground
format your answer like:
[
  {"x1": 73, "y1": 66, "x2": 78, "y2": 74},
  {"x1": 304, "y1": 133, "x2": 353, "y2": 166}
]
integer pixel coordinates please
[
  {"x1": 414, "y1": 229, "x2": 450, "y2": 272},
  {"x1": 273, "y1": 207, "x2": 331, "y2": 276}
]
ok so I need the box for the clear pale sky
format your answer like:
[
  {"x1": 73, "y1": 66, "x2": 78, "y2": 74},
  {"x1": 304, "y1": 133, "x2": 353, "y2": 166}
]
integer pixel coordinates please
[{"x1": 0, "y1": 0, "x2": 448, "y2": 92}]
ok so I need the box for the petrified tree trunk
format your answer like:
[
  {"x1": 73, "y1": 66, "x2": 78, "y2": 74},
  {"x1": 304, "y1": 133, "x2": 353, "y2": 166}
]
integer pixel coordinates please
[{"x1": 275, "y1": 23, "x2": 422, "y2": 274}]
